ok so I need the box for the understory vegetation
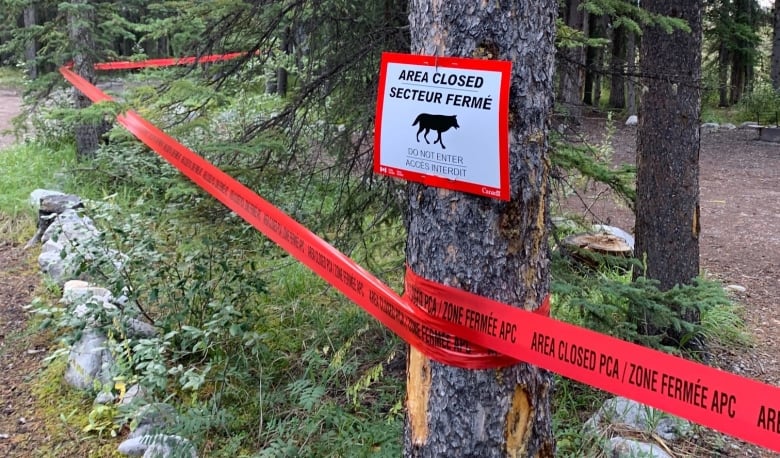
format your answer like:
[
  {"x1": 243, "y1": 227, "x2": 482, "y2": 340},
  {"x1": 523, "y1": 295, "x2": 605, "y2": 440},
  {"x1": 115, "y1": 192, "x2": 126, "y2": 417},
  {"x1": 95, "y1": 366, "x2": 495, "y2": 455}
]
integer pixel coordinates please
[{"x1": 0, "y1": 58, "x2": 753, "y2": 456}]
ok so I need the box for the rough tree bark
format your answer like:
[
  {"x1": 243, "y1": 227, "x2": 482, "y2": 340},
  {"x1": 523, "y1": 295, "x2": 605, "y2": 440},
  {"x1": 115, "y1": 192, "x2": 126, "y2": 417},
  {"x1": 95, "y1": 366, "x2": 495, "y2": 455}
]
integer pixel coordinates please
[
  {"x1": 608, "y1": 24, "x2": 626, "y2": 109},
  {"x1": 718, "y1": 42, "x2": 730, "y2": 107},
  {"x1": 583, "y1": 14, "x2": 606, "y2": 107},
  {"x1": 67, "y1": 0, "x2": 101, "y2": 160},
  {"x1": 23, "y1": 3, "x2": 37, "y2": 79},
  {"x1": 772, "y1": 0, "x2": 780, "y2": 89},
  {"x1": 635, "y1": 0, "x2": 702, "y2": 339},
  {"x1": 625, "y1": 31, "x2": 637, "y2": 117},
  {"x1": 404, "y1": 1, "x2": 556, "y2": 456}
]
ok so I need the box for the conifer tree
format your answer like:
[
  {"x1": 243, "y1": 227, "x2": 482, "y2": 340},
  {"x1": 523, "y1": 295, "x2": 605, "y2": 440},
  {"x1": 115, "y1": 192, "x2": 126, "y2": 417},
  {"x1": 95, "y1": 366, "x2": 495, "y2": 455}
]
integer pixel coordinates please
[{"x1": 404, "y1": 1, "x2": 556, "y2": 455}]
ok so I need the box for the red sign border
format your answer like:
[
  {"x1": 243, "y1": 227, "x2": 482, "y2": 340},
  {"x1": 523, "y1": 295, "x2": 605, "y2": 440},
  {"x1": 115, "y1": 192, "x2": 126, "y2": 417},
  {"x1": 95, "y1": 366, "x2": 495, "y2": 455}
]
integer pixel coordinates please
[{"x1": 374, "y1": 52, "x2": 511, "y2": 201}]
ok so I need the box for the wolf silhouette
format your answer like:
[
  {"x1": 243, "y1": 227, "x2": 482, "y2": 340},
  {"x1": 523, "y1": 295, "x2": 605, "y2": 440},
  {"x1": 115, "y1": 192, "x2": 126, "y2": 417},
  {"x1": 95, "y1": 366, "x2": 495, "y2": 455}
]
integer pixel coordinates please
[{"x1": 412, "y1": 113, "x2": 459, "y2": 150}]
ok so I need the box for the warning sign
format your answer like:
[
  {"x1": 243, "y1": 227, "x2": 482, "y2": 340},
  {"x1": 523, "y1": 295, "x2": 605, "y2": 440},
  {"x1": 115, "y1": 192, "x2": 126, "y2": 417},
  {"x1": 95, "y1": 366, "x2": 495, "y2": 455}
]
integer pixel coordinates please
[{"x1": 374, "y1": 52, "x2": 511, "y2": 200}]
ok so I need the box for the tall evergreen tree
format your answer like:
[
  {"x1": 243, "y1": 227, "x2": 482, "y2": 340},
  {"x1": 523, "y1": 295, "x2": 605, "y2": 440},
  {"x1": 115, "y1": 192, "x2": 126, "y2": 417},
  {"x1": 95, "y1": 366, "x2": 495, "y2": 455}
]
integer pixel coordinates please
[
  {"x1": 66, "y1": 0, "x2": 102, "y2": 160},
  {"x1": 559, "y1": 0, "x2": 589, "y2": 118},
  {"x1": 609, "y1": 23, "x2": 626, "y2": 109},
  {"x1": 635, "y1": 0, "x2": 703, "y2": 343},
  {"x1": 771, "y1": 0, "x2": 780, "y2": 89},
  {"x1": 404, "y1": 1, "x2": 556, "y2": 455}
]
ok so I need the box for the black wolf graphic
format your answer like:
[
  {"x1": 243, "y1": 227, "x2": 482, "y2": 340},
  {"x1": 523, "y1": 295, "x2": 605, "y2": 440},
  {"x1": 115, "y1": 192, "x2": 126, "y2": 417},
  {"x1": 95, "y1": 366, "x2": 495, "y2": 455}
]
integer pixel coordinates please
[{"x1": 412, "y1": 113, "x2": 459, "y2": 150}]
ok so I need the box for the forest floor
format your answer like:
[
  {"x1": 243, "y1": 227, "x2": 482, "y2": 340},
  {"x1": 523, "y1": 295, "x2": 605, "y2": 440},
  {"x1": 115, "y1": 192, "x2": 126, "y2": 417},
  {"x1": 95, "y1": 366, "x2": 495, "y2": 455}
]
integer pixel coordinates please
[{"x1": 0, "y1": 89, "x2": 778, "y2": 456}]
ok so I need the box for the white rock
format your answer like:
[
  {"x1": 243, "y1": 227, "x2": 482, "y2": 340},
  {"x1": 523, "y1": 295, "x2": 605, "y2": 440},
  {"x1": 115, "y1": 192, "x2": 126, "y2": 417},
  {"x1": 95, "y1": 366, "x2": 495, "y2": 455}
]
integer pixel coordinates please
[
  {"x1": 625, "y1": 115, "x2": 638, "y2": 126},
  {"x1": 739, "y1": 121, "x2": 759, "y2": 129},
  {"x1": 725, "y1": 284, "x2": 746, "y2": 293},
  {"x1": 701, "y1": 122, "x2": 719, "y2": 130},
  {"x1": 721, "y1": 123, "x2": 737, "y2": 130}
]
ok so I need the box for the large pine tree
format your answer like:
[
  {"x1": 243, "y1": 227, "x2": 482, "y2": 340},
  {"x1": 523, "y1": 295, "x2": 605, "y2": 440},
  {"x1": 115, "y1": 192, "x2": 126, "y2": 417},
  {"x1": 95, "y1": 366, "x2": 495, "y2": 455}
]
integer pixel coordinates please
[
  {"x1": 635, "y1": 0, "x2": 703, "y2": 342},
  {"x1": 404, "y1": 1, "x2": 557, "y2": 455}
]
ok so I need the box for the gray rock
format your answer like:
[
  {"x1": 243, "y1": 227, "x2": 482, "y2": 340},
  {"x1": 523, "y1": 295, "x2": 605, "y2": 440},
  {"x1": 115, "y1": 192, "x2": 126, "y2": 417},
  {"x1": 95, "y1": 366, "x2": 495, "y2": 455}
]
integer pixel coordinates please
[
  {"x1": 586, "y1": 397, "x2": 690, "y2": 442},
  {"x1": 26, "y1": 194, "x2": 83, "y2": 247},
  {"x1": 721, "y1": 123, "x2": 737, "y2": 130},
  {"x1": 119, "y1": 435, "x2": 198, "y2": 458},
  {"x1": 118, "y1": 436, "x2": 150, "y2": 456},
  {"x1": 134, "y1": 403, "x2": 177, "y2": 429},
  {"x1": 121, "y1": 384, "x2": 148, "y2": 407},
  {"x1": 63, "y1": 329, "x2": 114, "y2": 390},
  {"x1": 29, "y1": 189, "x2": 66, "y2": 209},
  {"x1": 42, "y1": 211, "x2": 98, "y2": 245},
  {"x1": 142, "y1": 435, "x2": 197, "y2": 458},
  {"x1": 126, "y1": 319, "x2": 157, "y2": 339},
  {"x1": 38, "y1": 240, "x2": 77, "y2": 285},
  {"x1": 625, "y1": 115, "x2": 638, "y2": 126},
  {"x1": 607, "y1": 437, "x2": 672, "y2": 458},
  {"x1": 128, "y1": 424, "x2": 154, "y2": 440},
  {"x1": 94, "y1": 391, "x2": 116, "y2": 405},
  {"x1": 62, "y1": 281, "x2": 111, "y2": 306},
  {"x1": 701, "y1": 122, "x2": 719, "y2": 131},
  {"x1": 739, "y1": 121, "x2": 759, "y2": 129}
]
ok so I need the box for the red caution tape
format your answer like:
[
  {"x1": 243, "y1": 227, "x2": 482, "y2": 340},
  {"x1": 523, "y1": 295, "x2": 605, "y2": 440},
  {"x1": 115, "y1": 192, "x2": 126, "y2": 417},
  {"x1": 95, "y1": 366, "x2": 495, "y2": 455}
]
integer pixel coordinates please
[{"x1": 60, "y1": 54, "x2": 780, "y2": 453}]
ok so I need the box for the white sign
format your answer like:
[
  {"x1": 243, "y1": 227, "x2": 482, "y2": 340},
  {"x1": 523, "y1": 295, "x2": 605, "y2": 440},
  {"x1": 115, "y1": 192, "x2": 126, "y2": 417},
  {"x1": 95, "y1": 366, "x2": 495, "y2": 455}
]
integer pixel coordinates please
[{"x1": 374, "y1": 52, "x2": 511, "y2": 200}]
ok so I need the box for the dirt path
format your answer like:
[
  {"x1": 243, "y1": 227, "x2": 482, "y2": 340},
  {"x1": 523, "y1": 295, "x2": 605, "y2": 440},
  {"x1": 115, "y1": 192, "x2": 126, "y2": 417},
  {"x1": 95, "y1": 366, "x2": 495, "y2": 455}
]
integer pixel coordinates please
[
  {"x1": 0, "y1": 88, "x2": 49, "y2": 456},
  {"x1": 0, "y1": 89, "x2": 22, "y2": 149}
]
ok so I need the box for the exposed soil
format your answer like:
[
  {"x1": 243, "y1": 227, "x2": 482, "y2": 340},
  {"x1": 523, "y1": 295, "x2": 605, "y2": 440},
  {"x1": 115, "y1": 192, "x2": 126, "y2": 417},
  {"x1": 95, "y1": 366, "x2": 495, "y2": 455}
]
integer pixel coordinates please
[
  {"x1": 0, "y1": 89, "x2": 22, "y2": 149},
  {"x1": 0, "y1": 89, "x2": 778, "y2": 455}
]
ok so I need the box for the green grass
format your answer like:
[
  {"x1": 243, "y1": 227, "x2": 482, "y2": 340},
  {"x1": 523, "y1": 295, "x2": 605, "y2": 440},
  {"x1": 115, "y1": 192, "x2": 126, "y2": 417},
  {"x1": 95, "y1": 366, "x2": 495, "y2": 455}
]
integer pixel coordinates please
[
  {"x1": 0, "y1": 66, "x2": 24, "y2": 90},
  {"x1": 0, "y1": 143, "x2": 75, "y2": 217}
]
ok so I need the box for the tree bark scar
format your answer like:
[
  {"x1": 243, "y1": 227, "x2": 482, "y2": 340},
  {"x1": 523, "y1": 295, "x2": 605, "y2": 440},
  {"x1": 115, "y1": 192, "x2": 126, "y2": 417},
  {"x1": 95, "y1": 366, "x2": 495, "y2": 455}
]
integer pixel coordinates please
[
  {"x1": 504, "y1": 386, "x2": 532, "y2": 457},
  {"x1": 406, "y1": 347, "x2": 432, "y2": 445},
  {"x1": 692, "y1": 202, "x2": 700, "y2": 239}
]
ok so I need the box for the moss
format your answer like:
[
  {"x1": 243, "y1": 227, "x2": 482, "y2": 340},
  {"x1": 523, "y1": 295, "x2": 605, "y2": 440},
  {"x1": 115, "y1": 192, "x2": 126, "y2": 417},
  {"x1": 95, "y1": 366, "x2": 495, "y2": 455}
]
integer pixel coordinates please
[{"x1": 30, "y1": 354, "x2": 123, "y2": 457}]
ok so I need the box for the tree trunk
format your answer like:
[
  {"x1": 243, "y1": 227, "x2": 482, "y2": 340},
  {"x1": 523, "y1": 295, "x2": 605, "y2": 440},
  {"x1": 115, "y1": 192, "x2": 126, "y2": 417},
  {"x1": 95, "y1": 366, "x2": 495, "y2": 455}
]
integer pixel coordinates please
[
  {"x1": 23, "y1": 4, "x2": 37, "y2": 79},
  {"x1": 277, "y1": 25, "x2": 291, "y2": 97},
  {"x1": 773, "y1": 0, "x2": 780, "y2": 90},
  {"x1": 67, "y1": 0, "x2": 101, "y2": 160},
  {"x1": 583, "y1": 43, "x2": 597, "y2": 106},
  {"x1": 404, "y1": 1, "x2": 556, "y2": 456},
  {"x1": 583, "y1": 14, "x2": 607, "y2": 107},
  {"x1": 730, "y1": 52, "x2": 745, "y2": 105},
  {"x1": 609, "y1": 25, "x2": 626, "y2": 109},
  {"x1": 625, "y1": 31, "x2": 637, "y2": 117},
  {"x1": 635, "y1": 0, "x2": 702, "y2": 341},
  {"x1": 718, "y1": 41, "x2": 730, "y2": 107},
  {"x1": 558, "y1": 0, "x2": 588, "y2": 119}
]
